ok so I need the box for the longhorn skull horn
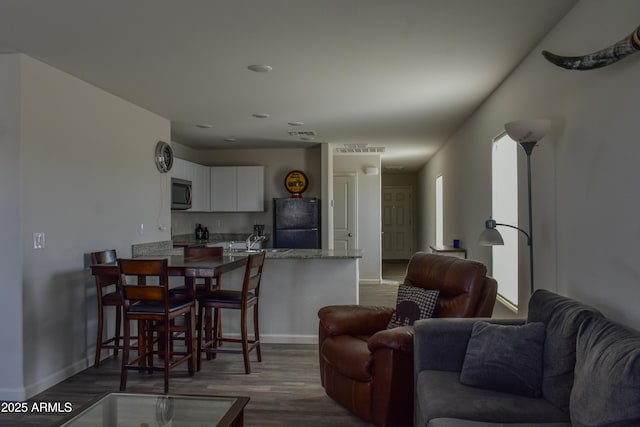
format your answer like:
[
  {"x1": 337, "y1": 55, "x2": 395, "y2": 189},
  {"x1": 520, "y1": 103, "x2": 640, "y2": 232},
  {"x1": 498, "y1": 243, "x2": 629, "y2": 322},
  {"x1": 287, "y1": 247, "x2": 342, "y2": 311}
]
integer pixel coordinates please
[{"x1": 542, "y1": 25, "x2": 640, "y2": 70}]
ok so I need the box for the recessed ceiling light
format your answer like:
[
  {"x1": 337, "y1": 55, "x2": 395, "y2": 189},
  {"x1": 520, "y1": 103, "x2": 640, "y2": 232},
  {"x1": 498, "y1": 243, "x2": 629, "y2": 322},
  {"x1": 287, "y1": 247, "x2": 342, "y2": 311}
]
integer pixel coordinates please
[
  {"x1": 196, "y1": 124, "x2": 213, "y2": 128},
  {"x1": 247, "y1": 64, "x2": 273, "y2": 73},
  {"x1": 288, "y1": 121, "x2": 304, "y2": 126},
  {"x1": 252, "y1": 113, "x2": 270, "y2": 119},
  {"x1": 224, "y1": 138, "x2": 237, "y2": 142}
]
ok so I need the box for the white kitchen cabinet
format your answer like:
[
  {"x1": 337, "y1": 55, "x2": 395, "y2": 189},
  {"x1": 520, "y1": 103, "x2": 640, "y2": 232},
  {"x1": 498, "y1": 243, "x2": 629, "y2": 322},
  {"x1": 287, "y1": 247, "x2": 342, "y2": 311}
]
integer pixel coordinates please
[
  {"x1": 171, "y1": 158, "x2": 210, "y2": 211},
  {"x1": 210, "y1": 166, "x2": 264, "y2": 212},
  {"x1": 171, "y1": 158, "x2": 188, "y2": 180},
  {"x1": 188, "y1": 162, "x2": 211, "y2": 212}
]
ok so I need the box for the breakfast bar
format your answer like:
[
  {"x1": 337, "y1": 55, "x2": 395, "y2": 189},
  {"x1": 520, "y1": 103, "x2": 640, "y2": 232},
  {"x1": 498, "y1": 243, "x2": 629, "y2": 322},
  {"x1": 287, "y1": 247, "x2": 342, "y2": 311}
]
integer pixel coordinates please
[{"x1": 130, "y1": 242, "x2": 362, "y2": 344}]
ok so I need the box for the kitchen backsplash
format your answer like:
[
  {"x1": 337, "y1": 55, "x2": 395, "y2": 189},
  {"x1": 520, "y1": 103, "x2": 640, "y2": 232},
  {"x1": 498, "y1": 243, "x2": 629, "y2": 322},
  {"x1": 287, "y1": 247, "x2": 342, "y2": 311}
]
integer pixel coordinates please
[{"x1": 171, "y1": 211, "x2": 272, "y2": 237}]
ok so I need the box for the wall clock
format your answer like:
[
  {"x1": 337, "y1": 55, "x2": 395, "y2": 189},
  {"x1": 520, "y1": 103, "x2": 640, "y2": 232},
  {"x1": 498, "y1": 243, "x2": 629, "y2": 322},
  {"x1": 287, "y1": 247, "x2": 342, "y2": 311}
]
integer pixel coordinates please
[{"x1": 154, "y1": 141, "x2": 173, "y2": 173}]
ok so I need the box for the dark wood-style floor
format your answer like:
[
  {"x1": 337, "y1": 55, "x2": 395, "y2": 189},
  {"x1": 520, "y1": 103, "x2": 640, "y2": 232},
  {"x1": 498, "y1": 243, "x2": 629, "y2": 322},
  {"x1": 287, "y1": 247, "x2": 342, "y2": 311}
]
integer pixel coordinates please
[{"x1": 1, "y1": 262, "x2": 406, "y2": 427}]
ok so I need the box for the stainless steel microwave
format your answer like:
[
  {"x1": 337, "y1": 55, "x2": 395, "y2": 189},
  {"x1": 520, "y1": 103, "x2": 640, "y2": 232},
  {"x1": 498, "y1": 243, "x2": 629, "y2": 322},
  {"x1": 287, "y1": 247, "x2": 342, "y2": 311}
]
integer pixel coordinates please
[{"x1": 171, "y1": 178, "x2": 192, "y2": 210}]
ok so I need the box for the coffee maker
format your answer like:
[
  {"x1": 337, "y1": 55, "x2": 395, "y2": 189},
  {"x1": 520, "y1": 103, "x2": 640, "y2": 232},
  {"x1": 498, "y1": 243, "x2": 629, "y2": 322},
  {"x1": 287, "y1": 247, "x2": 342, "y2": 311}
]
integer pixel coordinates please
[{"x1": 253, "y1": 224, "x2": 265, "y2": 238}]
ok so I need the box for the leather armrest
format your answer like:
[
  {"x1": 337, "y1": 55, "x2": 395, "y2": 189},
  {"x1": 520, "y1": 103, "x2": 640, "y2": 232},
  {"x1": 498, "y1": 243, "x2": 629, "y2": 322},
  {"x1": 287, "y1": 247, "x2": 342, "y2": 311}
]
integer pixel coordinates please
[
  {"x1": 318, "y1": 305, "x2": 394, "y2": 336},
  {"x1": 368, "y1": 325, "x2": 414, "y2": 353}
]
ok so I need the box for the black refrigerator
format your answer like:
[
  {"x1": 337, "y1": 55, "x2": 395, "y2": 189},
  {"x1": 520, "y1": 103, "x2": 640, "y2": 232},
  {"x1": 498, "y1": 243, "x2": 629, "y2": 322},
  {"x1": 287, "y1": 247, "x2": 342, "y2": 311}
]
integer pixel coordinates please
[{"x1": 273, "y1": 197, "x2": 321, "y2": 249}]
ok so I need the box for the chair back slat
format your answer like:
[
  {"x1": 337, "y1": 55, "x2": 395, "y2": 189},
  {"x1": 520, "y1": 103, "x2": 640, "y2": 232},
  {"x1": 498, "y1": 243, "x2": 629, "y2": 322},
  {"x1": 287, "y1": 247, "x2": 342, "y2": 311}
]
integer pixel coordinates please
[
  {"x1": 244, "y1": 252, "x2": 265, "y2": 296},
  {"x1": 117, "y1": 258, "x2": 169, "y2": 303},
  {"x1": 91, "y1": 249, "x2": 117, "y2": 265}
]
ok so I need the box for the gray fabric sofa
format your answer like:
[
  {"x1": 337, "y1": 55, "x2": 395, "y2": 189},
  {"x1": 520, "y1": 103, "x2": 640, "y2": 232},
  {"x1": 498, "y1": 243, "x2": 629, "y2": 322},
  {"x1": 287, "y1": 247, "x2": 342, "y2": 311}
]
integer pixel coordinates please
[{"x1": 413, "y1": 290, "x2": 640, "y2": 427}]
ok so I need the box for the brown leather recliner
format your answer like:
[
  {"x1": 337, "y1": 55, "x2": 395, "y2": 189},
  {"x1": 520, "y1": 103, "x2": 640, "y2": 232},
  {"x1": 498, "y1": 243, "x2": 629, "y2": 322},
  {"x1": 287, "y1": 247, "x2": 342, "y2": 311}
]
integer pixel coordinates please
[{"x1": 318, "y1": 252, "x2": 498, "y2": 426}]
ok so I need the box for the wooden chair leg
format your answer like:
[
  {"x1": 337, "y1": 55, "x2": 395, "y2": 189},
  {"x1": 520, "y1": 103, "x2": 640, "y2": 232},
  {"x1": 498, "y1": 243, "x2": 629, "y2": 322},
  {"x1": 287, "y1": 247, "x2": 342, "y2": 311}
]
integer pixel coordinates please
[
  {"x1": 120, "y1": 317, "x2": 130, "y2": 391},
  {"x1": 254, "y1": 304, "x2": 261, "y2": 362},
  {"x1": 94, "y1": 304, "x2": 105, "y2": 368},
  {"x1": 163, "y1": 319, "x2": 170, "y2": 394},
  {"x1": 187, "y1": 309, "x2": 196, "y2": 376},
  {"x1": 205, "y1": 306, "x2": 213, "y2": 360},
  {"x1": 196, "y1": 304, "x2": 204, "y2": 371},
  {"x1": 114, "y1": 305, "x2": 122, "y2": 356},
  {"x1": 241, "y1": 310, "x2": 250, "y2": 374}
]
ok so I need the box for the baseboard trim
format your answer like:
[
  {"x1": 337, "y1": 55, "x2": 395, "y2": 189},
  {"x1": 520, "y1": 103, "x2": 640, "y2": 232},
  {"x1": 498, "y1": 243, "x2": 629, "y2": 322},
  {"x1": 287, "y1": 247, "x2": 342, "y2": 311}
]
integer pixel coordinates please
[
  {"x1": 24, "y1": 359, "x2": 87, "y2": 400},
  {"x1": 359, "y1": 279, "x2": 381, "y2": 285}
]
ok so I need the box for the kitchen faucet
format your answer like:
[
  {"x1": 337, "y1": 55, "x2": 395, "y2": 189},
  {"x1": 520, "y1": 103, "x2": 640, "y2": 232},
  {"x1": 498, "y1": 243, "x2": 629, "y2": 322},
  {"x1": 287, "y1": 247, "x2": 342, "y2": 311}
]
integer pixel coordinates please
[{"x1": 246, "y1": 234, "x2": 266, "y2": 250}]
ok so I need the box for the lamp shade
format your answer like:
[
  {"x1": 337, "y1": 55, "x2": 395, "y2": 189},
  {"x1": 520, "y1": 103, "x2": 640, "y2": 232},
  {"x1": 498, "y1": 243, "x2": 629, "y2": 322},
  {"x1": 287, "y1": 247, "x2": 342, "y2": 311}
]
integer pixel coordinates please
[
  {"x1": 478, "y1": 227, "x2": 505, "y2": 246},
  {"x1": 504, "y1": 119, "x2": 551, "y2": 143}
]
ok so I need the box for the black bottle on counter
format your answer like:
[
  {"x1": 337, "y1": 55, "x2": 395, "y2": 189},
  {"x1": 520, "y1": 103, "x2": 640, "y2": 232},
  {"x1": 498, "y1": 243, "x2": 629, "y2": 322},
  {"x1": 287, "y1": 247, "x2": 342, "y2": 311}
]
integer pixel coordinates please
[
  {"x1": 204, "y1": 227, "x2": 210, "y2": 240},
  {"x1": 195, "y1": 224, "x2": 204, "y2": 240}
]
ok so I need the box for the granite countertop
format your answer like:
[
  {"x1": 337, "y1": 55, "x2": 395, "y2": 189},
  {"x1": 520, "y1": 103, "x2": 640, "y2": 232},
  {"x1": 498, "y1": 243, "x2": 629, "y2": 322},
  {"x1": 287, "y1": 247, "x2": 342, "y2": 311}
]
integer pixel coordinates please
[{"x1": 132, "y1": 241, "x2": 362, "y2": 259}]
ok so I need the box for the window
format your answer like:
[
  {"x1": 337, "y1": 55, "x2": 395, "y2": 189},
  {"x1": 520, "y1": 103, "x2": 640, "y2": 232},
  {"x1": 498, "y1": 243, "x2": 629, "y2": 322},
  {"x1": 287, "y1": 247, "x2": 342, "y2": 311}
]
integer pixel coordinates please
[
  {"x1": 492, "y1": 133, "x2": 519, "y2": 309},
  {"x1": 435, "y1": 175, "x2": 443, "y2": 247}
]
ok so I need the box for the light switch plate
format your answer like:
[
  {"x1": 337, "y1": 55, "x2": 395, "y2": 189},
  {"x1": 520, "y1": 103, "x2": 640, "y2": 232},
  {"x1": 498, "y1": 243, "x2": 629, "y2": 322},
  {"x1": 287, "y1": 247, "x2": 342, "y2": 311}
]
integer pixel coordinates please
[{"x1": 33, "y1": 232, "x2": 45, "y2": 249}]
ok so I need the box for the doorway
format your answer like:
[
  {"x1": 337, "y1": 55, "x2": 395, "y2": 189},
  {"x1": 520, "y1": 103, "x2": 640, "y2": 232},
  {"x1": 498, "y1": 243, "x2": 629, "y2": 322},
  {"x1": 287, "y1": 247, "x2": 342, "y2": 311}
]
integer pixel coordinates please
[
  {"x1": 333, "y1": 174, "x2": 358, "y2": 250},
  {"x1": 382, "y1": 186, "x2": 414, "y2": 260}
]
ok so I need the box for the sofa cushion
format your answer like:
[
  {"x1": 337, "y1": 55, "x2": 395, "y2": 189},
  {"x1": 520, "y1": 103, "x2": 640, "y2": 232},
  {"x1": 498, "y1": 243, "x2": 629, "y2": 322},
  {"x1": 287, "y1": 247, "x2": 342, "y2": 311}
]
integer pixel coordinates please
[
  {"x1": 570, "y1": 316, "x2": 640, "y2": 427},
  {"x1": 387, "y1": 285, "x2": 439, "y2": 328},
  {"x1": 416, "y1": 370, "x2": 570, "y2": 424},
  {"x1": 527, "y1": 290, "x2": 603, "y2": 411},
  {"x1": 459, "y1": 321, "x2": 545, "y2": 397}
]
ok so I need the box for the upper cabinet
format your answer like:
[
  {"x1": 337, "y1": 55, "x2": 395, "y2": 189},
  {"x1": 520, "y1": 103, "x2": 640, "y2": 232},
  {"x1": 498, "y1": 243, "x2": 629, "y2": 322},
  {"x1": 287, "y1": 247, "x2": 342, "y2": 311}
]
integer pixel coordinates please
[
  {"x1": 189, "y1": 163, "x2": 211, "y2": 212},
  {"x1": 171, "y1": 159, "x2": 210, "y2": 211},
  {"x1": 211, "y1": 166, "x2": 264, "y2": 212},
  {"x1": 173, "y1": 160, "x2": 264, "y2": 212}
]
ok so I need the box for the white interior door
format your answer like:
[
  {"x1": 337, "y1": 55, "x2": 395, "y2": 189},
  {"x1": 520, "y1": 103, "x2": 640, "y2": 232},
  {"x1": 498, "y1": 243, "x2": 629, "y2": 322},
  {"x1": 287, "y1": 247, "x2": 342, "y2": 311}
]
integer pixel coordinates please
[
  {"x1": 382, "y1": 186, "x2": 414, "y2": 260},
  {"x1": 333, "y1": 174, "x2": 357, "y2": 250}
]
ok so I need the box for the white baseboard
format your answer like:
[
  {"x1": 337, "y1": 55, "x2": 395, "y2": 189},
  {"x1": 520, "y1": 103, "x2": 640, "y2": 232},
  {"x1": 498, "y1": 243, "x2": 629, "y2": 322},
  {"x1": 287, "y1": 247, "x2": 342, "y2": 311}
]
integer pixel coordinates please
[
  {"x1": 24, "y1": 359, "x2": 87, "y2": 400},
  {"x1": 0, "y1": 386, "x2": 27, "y2": 402}
]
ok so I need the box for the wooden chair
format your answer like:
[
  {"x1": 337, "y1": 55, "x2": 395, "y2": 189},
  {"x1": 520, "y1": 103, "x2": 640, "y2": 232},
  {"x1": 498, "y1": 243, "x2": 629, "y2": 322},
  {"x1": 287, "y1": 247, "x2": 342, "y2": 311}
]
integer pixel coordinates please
[
  {"x1": 90, "y1": 249, "x2": 127, "y2": 368},
  {"x1": 118, "y1": 258, "x2": 196, "y2": 393},
  {"x1": 196, "y1": 251, "x2": 265, "y2": 373}
]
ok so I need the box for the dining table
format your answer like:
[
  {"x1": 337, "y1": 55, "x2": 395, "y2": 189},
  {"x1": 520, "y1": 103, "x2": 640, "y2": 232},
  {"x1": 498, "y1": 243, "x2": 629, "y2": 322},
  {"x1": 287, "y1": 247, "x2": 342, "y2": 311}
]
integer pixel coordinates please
[
  {"x1": 90, "y1": 253, "x2": 249, "y2": 290},
  {"x1": 90, "y1": 252, "x2": 250, "y2": 369}
]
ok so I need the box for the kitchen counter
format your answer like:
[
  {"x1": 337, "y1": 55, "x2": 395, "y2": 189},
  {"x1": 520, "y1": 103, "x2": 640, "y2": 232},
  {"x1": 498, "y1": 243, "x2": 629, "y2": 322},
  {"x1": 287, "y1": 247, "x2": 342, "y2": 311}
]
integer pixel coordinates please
[
  {"x1": 139, "y1": 246, "x2": 362, "y2": 260},
  {"x1": 131, "y1": 240, "x2": 362, "y2": 344}
]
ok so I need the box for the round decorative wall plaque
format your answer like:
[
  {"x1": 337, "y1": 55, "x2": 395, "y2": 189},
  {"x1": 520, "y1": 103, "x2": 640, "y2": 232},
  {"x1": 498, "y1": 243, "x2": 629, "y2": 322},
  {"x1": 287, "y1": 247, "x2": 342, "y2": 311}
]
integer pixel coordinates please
[{"x1": 284, "y1": 170, "x2": 308, "y2": 197}]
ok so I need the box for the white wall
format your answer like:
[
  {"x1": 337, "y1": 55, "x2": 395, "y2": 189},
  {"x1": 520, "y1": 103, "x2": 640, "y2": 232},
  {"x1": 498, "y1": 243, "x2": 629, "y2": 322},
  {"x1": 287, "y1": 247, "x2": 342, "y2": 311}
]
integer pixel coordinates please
[
  {"x1": 0, "y1": 55, "x2": 24, "y2": 400},
  {"x1": 334, "y1": 153, "x2": 382, "y2": 283},
  {"x1": 171, "y1": 143, "x2": 322, "y2": 241},
  {"x1": 418, "y1": 0, "x2": 640, "y2": 327},
  {"x1": 0, "y1": 54, "x2": 171, "y2": 400}
]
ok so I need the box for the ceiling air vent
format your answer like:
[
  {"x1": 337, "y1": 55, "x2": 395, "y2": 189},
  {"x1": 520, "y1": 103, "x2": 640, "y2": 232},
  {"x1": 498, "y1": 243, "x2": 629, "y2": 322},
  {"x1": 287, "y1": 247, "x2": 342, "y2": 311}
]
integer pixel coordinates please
[
  {"x1": 288, "y1": 130, "x2": 317, "y2": 137},
  {"x1": 336, "y1": 144, "x2": 386, "y2": 153}
]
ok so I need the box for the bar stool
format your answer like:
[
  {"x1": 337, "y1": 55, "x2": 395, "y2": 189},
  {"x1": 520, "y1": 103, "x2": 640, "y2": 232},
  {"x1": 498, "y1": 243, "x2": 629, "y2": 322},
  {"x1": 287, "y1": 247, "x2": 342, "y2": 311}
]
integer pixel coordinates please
[
  {"x1": 118, "y1": 258, "x2": 196, "y2": 393},
  {"x1": 90, "y1": 249, "x2": 126, "y2": 368},
  {"x1": 196, "y1": 251, "x2": 265, "y2": 373}
]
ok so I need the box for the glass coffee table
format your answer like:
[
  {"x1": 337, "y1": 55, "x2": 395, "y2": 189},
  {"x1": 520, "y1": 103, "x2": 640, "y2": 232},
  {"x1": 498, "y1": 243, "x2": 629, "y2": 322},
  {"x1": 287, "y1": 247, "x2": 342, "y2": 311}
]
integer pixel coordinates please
[{"x1": 56, "y1": 392, "x2": 249, "y2": 426}]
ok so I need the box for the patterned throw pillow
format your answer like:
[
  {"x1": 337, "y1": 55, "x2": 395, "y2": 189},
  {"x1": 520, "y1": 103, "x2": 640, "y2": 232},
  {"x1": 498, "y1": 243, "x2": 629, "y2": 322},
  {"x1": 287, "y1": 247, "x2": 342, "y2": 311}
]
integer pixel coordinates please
[{"x1": 387, "y1": 285, "x2": 439, "y2": 329}]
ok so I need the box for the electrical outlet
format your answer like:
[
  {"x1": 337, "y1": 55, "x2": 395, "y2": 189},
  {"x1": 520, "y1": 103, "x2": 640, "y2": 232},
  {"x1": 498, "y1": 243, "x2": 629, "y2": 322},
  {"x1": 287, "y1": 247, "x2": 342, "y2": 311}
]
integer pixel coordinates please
[{"x1": 33, "y1": 232, "x2": 45, "y2": 249}]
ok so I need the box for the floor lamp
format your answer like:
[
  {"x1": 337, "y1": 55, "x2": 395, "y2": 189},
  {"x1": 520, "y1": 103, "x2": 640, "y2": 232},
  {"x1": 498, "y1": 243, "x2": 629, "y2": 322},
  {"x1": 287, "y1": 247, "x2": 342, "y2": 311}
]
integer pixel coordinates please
[{"x1": 479, "y1": 119, "x2": 550, "y2": 295}]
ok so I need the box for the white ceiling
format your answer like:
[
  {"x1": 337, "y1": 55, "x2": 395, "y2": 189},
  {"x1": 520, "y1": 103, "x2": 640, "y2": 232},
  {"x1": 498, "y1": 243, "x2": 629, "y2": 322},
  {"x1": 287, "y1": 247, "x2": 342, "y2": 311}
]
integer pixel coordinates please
[{"x1": 0, "y1": 0, "x2": 576, "y2": 172}]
